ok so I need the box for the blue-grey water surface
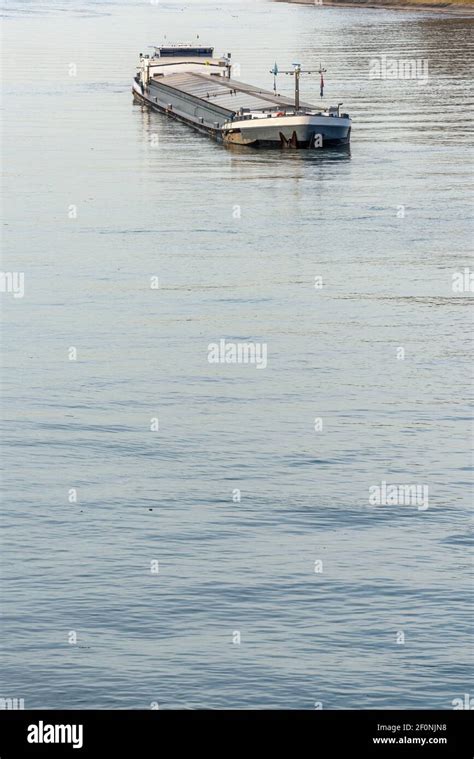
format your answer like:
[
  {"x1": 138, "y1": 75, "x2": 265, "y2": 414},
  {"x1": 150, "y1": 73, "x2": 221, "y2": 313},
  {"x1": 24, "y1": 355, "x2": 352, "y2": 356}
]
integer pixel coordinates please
[{"x1": 1, "y1": 0, "x2": 473, "y2": 709}]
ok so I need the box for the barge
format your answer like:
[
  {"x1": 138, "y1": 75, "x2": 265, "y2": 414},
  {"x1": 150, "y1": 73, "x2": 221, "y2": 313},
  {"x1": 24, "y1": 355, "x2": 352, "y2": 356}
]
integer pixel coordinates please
[{"x1": 132, "y1": 44, "x2": 351, "y2": 149}]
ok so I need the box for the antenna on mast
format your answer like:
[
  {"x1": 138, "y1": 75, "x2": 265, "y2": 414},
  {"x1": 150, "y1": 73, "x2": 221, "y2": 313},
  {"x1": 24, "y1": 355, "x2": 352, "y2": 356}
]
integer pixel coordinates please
[
  {"x1": 319, "y1": 62, "x2": 327, "y2": 98},
  {"x1": 270, "y1": 62, "x2": 279, "y2": 94}
]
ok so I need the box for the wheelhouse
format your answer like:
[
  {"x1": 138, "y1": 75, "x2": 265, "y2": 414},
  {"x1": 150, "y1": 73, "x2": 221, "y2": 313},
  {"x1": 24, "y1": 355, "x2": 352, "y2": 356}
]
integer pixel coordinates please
[{"x1": 153, "y1": 45, "x2": 214, "y2": 58}]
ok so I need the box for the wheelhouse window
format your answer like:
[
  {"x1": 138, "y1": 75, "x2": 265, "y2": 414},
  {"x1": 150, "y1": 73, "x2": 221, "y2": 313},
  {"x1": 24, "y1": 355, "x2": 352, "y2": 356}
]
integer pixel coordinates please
[{"x1": 159, "y1": 47, "x2": 214, "y2": 58}]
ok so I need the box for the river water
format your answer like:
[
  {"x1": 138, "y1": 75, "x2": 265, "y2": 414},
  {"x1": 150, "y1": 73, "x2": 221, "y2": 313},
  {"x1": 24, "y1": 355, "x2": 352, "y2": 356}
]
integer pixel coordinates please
[{"x1": 1, "y1": 0, "x2": 473, "y2": 709}]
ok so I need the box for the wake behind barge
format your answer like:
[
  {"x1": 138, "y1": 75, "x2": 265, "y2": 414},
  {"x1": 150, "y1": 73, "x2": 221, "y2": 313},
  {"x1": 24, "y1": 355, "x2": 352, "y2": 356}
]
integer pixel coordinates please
[{"x1": 132, "y1": 44, "x2": 351, "y2": 149}]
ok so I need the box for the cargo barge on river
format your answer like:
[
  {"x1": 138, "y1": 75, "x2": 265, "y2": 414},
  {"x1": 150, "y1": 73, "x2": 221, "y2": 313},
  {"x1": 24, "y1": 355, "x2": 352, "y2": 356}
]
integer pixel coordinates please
[{"x1": 132, "y1": 44, "x2": 351, "y2": 149}]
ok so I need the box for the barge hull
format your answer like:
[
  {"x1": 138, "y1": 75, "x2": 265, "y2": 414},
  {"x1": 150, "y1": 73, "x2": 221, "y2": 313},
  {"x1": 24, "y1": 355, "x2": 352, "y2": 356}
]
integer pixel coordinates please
[
  {"x1": 223, "y1": 117, "x2": 351, "y2": 148},
  {"x1": 133, "y1": 85, "x2": 223, "y2": 141}
]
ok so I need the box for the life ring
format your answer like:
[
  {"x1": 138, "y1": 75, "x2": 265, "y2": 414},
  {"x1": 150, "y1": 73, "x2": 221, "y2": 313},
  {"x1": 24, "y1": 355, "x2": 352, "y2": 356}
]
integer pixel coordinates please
[{"x1": 276, "y1": 111, "x2": 285, "y2": 117}]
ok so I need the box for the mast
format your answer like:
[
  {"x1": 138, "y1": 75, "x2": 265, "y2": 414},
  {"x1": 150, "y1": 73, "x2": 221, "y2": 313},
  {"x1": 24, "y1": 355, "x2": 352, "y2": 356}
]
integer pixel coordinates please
[
  {"x1": 294, "y1": 64, "x2": 300, "y2": 110},
  {"x1": 277, "y1": 63, "x2": 317, "y2": 112},
  {"x1": 319, "y1": 63, "x2": 327, "y2": 98}
]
